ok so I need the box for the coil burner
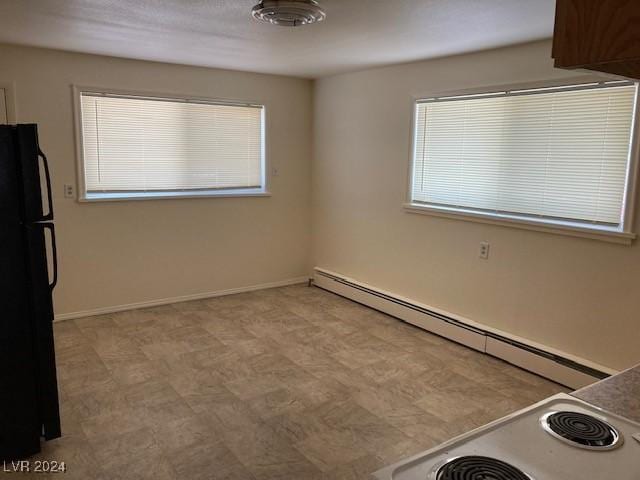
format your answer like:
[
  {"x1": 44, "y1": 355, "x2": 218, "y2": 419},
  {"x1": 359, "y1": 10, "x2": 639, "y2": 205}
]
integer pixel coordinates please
[
  {"x1": 430, "y1": 455, "x2": 534, "y2": 480},
  {"x1": 541, "y1": 411, "x2": 622, "y2": 450}
]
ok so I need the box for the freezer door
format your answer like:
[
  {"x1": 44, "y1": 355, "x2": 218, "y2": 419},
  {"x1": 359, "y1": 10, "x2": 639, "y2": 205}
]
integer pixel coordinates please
[
  {"x1": 24, "y1": 223, "x2": 61, "y2": 440},
  {"x1": 0, "y1": 125, "x2": 21, "y2": 224},
  {"x1": 0, "y1": 225, "x2": 41, "y2": 460},
  {"x1": 17, "y1": 124, "x2": 54, "y2": 223},
  {"x1": 0, "y1": 124, "x2": 53, "y2": 224}
]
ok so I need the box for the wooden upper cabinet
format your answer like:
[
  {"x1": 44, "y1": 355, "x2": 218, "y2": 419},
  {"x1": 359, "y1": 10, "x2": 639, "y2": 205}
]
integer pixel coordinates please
[{"x1": 552, "y1": 0, "x2": 640, "y2": 80}]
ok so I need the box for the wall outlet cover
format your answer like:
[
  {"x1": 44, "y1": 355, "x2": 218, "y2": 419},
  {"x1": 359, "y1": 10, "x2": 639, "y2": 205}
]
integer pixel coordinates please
[
  {"x1": 479, "y1": 241, "x2": 490, "y2": 259},
  {"x1": 64, "y1": 184, "x2": 75, "y2": 198}
]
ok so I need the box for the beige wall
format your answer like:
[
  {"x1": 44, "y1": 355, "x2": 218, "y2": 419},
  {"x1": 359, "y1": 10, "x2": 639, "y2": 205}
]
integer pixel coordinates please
[
  {"x1": 312, "y1": 41, "x2": 640, "y2": 372},
  {"x1": 3, "y1": 40, "x2": 638, "y2": 371},
  {"x1": 1, "y1": 44, "x2": 313, "y2": 316}
]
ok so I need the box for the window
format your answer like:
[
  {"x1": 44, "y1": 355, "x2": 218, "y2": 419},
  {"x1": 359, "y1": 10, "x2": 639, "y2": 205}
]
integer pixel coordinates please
[
  {"x1": 76, "y1": 89, "x2": 266, "y2": 201},
  {"x1": 408, "y1": 82, "x2": 639, "y2": 241}
]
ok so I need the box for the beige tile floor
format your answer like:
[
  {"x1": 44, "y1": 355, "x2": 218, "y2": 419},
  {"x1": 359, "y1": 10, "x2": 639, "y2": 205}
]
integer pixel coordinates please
[{"x1": 19, "y1": 285, "x2": 567, "y2": 479}]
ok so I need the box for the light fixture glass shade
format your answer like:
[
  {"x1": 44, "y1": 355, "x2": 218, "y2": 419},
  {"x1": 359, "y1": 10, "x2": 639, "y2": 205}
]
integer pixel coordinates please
[{"x1": 252, "y1": 0, "x2": 326, "y2": 27}]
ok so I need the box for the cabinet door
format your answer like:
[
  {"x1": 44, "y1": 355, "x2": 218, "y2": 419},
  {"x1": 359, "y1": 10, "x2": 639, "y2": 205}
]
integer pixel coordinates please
[{"x1": 553, "y1": 0, "x2": 640, "y2": 68}]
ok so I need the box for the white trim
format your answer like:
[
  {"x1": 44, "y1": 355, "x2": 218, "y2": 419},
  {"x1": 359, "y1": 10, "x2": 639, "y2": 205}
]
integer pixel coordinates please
[
  {"x1": 622, "y1": 84, "x2": 640, "y2": 232},
  {"x1": 417, "y1": 79, "x2": 633, "y2": 103},
  {"x1": 313, "y1": 267, "x2": 617, "y2": 388},
  {"x1": 485, "y1": 337, "x2": 599, "y2": 389},
  {"x1": 403, "y1": 202, "x2": 636, "y2": 245},
  {"x1": 71, "y1": 85, "x2": 269, "y2": 203},
  {"x1": 0, "y1": 81, "x2": 18, "y2": 123},
  {"x1": 0, "y1": 88, "x2": 6, "y2": 124},
  {"x1": 71, "y1": 85, "x2": 86, "y2": 201},
  {"x1": 54, "y1": 276, "x2": 308, "y2": 322},
  {"x1": 409, "y1": 75, "x2": 622, "y2": 108},
  {"x1": 406, "y1": 79, "x2": 640, "y2": 244},
  {"x1": 74, "y1": 85, "x2": 265, "y2": 108},
  {"x1": 79, "y1": 189, "x2": 271, "y2": 203},
  {"x1": 315, "y1": 269, "x2": 487, "y2": 352}
]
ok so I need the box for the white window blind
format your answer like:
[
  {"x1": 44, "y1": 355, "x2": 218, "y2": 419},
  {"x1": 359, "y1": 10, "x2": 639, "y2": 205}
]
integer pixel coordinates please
[
  {"x1": 79, "y1": 92, "x2": 264, "y2": 197},
  {"x1": 411, "y1": 83, "x2": 638, "y2": 228}
]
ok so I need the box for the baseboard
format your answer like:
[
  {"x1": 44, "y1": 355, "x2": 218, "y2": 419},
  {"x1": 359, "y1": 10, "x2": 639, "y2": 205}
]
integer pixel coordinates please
[
  {"x1": 313, "y1": 267, "x2": 616, "y2": 389},
  {"x1": 54, "y1": 276, "x2": 309, "y2": 322},
  {"x1": 484, "y1": 337, "x2": 598, "y2": 390}
]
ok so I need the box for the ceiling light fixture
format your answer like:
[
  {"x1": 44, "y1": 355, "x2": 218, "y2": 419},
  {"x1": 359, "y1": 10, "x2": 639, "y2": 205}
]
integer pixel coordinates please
[{"x1": 251, "y1": 0, "x2": 326, "y2": 27}]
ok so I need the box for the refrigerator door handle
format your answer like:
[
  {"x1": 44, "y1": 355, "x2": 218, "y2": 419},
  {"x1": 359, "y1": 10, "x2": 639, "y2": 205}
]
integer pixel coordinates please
[
  {"x1": 42, "y1": 223, "x2": 58, "y2": 290},
  {"x1": 38, "y1": 149, "x2": 54, "y2": 222}
]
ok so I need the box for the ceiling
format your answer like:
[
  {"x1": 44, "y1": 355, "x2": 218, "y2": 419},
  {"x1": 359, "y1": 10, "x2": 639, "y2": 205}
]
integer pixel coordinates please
[{"x1": 0, "y1": 0, "x2": 557, "y2": 78}]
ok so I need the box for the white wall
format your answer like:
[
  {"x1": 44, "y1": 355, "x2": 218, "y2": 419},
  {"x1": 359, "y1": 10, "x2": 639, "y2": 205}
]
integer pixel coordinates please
[
  {"x1": 312, "y1": 41, "x2": 640, "y2": 372},
  {"x1": 4, "y1": 40, "x2": 638, "y2": 372},
  {"x1": 0, "y1": 44, "x2": 313, "y2": 316}
]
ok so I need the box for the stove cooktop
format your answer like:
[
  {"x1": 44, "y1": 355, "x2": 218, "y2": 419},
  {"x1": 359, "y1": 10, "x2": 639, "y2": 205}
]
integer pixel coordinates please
[{"x1": 372, "y1": 393, "x2": 640, "y2": 480}]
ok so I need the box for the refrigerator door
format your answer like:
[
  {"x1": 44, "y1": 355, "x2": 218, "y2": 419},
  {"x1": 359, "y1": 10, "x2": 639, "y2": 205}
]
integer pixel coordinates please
[
  {"x1": 16, "y1": 124, "x2": 53, "y2": 223},
  {"x1": 0, "y1": 124, "x2": 61, "y2": 459},
  {"x1": 0, "y1": 125, "x2": 21, "y2": 224},
  {"x1": 0, "y1": 225, "x2": 41, "y2": 460},
  {"x1": 24, "y1": 222, "x2": 61, "y2": 440},
  {"x1": 0, "y1": 124, "x2": 53, "y2": 224}
]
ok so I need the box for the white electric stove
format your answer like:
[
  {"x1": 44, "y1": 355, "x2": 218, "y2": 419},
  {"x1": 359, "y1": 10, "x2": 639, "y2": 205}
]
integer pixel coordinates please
[{"x1": 372, "y1": 393, "x2": 640, "y2": 479}]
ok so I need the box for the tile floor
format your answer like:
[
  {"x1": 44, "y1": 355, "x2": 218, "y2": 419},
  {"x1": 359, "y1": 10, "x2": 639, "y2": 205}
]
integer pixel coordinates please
[{"x1": 24, "y1": 285, "x2": 567, "y2": 479}]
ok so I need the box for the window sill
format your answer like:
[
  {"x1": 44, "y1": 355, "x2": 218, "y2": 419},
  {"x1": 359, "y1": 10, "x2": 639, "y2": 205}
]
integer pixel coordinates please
[
  {"x1": 403, "y1": 203, "x2": 636, "y2": 245},
  {"x1": 80, "y1": 189, "x2": 271, "y2": 202}
]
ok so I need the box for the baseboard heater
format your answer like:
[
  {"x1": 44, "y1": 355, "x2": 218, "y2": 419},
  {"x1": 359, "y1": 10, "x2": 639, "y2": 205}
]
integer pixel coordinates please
[{"x1": 313, "y1": 268, "x2": 612, "y2": 389}]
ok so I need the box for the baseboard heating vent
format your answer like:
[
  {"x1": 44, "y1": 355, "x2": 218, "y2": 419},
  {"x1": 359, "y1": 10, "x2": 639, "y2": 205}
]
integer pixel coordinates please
[{"x1": 313, "y1": 268, "x2": 611, "y2": 389}]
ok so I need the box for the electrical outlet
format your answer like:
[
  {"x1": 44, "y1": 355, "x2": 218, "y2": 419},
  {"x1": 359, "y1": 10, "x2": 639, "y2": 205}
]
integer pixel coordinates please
[
  {"x1": 479, "y1": 241, "x2": 490, "y2": 260},
  {"x1": 64, "y1": 184, "x2": 75, "y2": 199}
]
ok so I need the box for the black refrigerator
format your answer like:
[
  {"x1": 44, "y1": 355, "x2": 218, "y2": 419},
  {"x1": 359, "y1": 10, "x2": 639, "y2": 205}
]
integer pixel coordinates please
[{"x1": 0, "y1": 124, "x2": 61, "y2": 460}]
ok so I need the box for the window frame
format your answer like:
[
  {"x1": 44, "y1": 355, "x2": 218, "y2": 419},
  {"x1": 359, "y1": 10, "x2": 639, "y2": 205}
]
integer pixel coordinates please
[
  {"x1": 72, "y1": 85, "x2": 270, "y2": 202},
  {"x1": 0, "y1": 81, "x2": 17, "y2": 124},
  {"x1": 404, "y1": 79, "x2": 640, "y2": 245}
]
